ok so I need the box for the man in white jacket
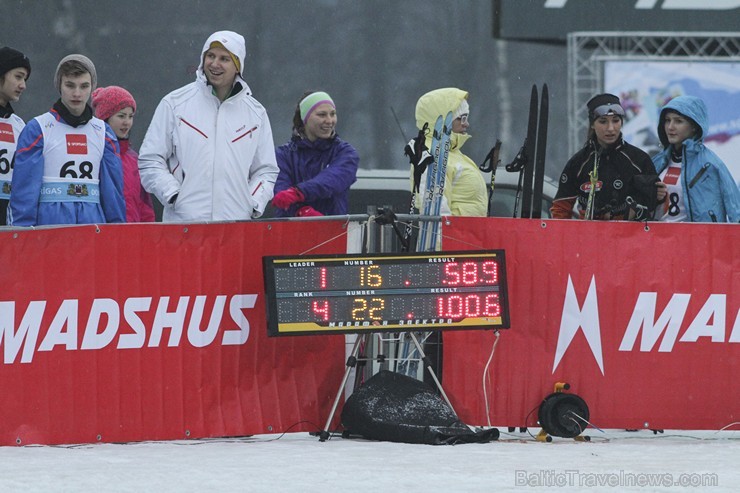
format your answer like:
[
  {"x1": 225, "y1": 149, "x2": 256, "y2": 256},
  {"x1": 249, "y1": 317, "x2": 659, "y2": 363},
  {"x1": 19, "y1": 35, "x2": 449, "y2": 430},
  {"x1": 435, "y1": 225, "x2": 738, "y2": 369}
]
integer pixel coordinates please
[{"x1": 138, "y1": 30, "x2": 278, "y2": 222}]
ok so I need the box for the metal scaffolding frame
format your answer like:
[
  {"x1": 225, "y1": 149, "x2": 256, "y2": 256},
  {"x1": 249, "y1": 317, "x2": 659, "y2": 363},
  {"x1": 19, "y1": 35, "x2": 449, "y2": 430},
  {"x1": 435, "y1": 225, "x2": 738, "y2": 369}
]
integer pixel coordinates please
[{"x1": 567, "y1": 31, "x2": 740, "y2": 156}]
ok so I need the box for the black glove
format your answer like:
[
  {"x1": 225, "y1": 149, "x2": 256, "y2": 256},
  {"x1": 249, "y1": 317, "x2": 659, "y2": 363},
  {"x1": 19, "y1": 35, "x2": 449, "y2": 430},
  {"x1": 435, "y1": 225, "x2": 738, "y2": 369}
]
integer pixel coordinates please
[
  {"x1": 626, "y1": 196, "x2": 650, "y2": 221},
  {"x1": 405, "y1": 126, "x2": 434, "y2": 193},
  {"x1": 629, "y1": 175, "x2": 659, "y2": 214}
]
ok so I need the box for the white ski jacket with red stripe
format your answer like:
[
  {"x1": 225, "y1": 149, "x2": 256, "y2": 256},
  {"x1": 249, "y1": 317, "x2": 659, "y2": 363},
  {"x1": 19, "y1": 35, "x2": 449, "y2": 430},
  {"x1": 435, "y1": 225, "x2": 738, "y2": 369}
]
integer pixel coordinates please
[{"x1": 138, "y1": 33, "x2": 278, "y2": 222}]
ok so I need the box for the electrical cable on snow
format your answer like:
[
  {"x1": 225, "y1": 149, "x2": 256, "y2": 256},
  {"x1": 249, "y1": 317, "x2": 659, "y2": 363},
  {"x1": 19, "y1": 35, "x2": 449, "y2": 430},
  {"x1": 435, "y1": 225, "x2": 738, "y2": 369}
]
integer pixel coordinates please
[
  {"x1": 252, "y1": 421, "x2": 325, "y2": 442},
  {"x1": 716, "y1": 422, "x2": 740, "y2": 433}
]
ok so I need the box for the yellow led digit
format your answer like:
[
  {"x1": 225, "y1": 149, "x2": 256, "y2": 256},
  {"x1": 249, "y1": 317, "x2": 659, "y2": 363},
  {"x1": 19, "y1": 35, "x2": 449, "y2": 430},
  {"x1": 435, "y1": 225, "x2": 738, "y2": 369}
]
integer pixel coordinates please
[
  {"x1": 369, "y1": 298, "x2": 385, "y2": 320},
  {"x1": 351, "y1": 298, "x2": 367, "y2": 320},
  {"x1": 367, "y1": 265, "x2": 382, "y2": 287}
]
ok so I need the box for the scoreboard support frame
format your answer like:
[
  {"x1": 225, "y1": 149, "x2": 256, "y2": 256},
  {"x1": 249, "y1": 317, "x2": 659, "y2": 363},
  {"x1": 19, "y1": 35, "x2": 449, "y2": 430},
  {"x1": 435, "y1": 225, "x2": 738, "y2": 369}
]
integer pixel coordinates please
[{"x1": 318, "y1": 331, "x2": 456, "y2": 442}]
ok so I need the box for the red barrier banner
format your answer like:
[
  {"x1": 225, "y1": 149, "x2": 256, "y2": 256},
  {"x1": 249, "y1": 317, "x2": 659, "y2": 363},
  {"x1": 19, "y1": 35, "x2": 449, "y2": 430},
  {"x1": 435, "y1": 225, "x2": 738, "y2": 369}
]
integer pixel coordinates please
[
  {"x1": 0, "y1": 221, "x2": 348, "y2": 446},
  {"x1": 442, "y1": 218, "x2": 739, "y2": 430}
]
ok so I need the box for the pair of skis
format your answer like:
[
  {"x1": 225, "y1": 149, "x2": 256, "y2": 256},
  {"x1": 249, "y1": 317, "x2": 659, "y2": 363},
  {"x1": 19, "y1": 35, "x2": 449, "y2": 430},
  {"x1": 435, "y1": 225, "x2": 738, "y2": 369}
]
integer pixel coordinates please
[
  {"x1": 398, "y1": 112, "x2": 452, "y2": 380},
  {"x1": 506, "y1": 84, "x2": 549, "y2": 219},
  {"x1": 416, "y1": 111, "x2": 453, "y2": 252}
]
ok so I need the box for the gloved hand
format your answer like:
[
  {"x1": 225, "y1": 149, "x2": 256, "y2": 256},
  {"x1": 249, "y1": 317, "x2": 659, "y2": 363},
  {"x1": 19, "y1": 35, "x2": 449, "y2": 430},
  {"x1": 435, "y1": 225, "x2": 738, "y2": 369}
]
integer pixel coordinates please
[
  {"x1": 405, "y1": 132, "x2": 434, "y2": 193},
  {"x1": 272, "y1": 187, "x2": 304, "y2": 209},
  {"x1": 405, "y1": 137, "x2": 434, "y2": 167},
  {"x1": 626, "y1": 196, "x2": 650, "y2": 221},
  {"x1": 297, "y1": 205, "x2": 323, "y2": 217}
]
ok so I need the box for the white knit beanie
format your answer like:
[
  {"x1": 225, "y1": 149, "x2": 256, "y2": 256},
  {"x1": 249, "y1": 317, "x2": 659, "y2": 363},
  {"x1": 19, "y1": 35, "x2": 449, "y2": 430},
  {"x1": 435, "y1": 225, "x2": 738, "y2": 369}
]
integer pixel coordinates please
[{"x1": 453, "y1": 98, "x2": 469, "y2": 119}]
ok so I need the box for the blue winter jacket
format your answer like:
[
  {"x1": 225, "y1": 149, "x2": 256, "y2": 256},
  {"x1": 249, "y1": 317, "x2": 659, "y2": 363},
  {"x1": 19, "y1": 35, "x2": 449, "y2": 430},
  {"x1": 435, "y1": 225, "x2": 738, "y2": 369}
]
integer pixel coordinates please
[
  {"x1": 9, "y1": 109, "x2": 125, "y2": 226},
  {"x1": 652, "y1": 96, "x2": 740, "y2": 223},
  {"x1": 274, "y1": 134, "x2": 359, "y2": 217}
]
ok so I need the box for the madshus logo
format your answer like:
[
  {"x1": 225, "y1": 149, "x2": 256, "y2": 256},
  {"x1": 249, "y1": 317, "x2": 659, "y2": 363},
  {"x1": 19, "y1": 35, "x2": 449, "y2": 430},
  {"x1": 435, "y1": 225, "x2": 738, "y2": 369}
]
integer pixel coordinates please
[
  {"x1": 552, "y1": 275, "x2": 739, "y2": 375},
  {"x1": 0, "y1": 294, "x2": 258, "y2": 364},
  {"x1": 544, "y1": 0, "x2": 739, "y2": 9}
]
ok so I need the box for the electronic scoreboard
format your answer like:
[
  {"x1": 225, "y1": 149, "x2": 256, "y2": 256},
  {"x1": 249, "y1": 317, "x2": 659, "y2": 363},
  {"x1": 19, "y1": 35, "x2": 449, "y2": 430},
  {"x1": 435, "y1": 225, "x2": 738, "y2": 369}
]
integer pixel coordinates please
[{"x1": 263, "y1": 250, "x2": 510, "y2": 336}]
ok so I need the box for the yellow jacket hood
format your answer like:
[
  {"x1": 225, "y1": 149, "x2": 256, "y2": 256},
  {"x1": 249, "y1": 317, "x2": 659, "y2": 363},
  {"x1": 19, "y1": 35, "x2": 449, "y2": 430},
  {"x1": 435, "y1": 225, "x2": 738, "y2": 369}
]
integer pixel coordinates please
[{"x1": 415, "y1": 87, "x2": 471, "y2": 150}]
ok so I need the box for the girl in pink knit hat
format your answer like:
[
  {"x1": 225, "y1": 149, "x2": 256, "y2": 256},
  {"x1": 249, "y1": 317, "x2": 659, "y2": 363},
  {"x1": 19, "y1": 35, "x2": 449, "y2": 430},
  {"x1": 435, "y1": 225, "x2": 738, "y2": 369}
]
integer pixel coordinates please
[{"x1": 92, "y1": 85, "x2": 155, "y2": 222}]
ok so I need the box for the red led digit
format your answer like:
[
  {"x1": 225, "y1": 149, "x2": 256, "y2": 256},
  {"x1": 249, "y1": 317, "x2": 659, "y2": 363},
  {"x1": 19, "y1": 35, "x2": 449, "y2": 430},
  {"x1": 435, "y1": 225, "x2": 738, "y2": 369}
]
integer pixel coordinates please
[
  {"x1": 320, "y1": 267, "x2": 327, "y2": 289},
  {"x1": 312, "y1": 300, "x2": 330, "y2": 321},
  {"x1": 443, "y1": 262, "x2": 460, "y2": 285},
  {"x1": 437, "y1": 294, "x2": 463, "y2": 318},
  {"x1": 482, "y1": 261, "x2": 498, "y2": 284},
  {"x1": 437, "y1": 294, "x2": 498, "y2": 318},
  {"x1": 465, "y1": 295, "x2": 481, "y2": 316},
  {"x1": 462, "y1": 262, "x2": 477, "y2": 285},
  {"x1": 484, "y1": 293, "x2": 501, "y2": 317}
]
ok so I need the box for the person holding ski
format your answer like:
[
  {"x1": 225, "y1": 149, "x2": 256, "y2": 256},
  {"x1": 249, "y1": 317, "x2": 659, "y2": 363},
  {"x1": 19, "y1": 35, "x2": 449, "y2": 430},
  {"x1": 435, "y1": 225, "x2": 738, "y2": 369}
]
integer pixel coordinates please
[
  {"x1": 551, "y1": 93, "x2": 661, "y2": 220},
  {"x1": 9, "y1": 54, "x2": 126, "y2": 226},
  {"x1": 410, "y1": 88, "x2": 488, "y2": 218},
  {"x1": 651, "y1": 95, "x2": 740, "y2": 223},
  {"x1": 272, "y1": 91, "x2": 358, "y2": 217},
  {"x1": 138, "y1": 30, "x2": 278, "y2": 222},
  {"x1": 92, "y1": 85, "x2": 155, "y2": 222},
  {"x1": 0, "y1": 47, "x2": 31, "y2": 225}
]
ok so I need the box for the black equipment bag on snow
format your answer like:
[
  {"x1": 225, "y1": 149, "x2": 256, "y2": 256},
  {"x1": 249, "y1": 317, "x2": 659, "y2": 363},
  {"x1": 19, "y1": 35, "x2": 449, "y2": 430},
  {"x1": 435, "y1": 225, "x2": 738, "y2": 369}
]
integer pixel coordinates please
[{"x1": 340, "y1": 370, "x2": 499, "y2": 445}]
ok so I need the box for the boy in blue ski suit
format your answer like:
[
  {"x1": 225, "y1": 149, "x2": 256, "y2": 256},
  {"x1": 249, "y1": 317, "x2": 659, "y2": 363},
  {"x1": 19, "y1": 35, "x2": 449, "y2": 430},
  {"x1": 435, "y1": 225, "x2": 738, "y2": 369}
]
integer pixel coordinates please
[{"x1": 9, "y1": 54, "x2": 125, "y2": 226}]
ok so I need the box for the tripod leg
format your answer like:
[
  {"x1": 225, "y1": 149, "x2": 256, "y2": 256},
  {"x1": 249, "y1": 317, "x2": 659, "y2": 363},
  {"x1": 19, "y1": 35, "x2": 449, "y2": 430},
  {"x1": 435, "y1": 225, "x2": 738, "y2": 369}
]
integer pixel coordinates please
[
  {"x1": 408, "y1": 332, "x2": 458, "y2": 418},
  {"x1": 319, "y1": 334, "x2": 365, "y2": 442}
]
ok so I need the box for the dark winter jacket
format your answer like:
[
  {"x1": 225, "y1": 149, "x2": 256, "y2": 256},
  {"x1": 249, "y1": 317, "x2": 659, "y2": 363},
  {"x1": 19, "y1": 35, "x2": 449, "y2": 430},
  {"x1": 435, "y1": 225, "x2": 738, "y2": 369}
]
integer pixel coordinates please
[
  {"x1": 551, "y1": 136, "x2": 657, "y2": 220},
  {"x1": 274, "y1": 134, "x2": 359, "y2": 217},
  {"x1": 651, "y1": 95, "x2": 740, "y2": 223}
]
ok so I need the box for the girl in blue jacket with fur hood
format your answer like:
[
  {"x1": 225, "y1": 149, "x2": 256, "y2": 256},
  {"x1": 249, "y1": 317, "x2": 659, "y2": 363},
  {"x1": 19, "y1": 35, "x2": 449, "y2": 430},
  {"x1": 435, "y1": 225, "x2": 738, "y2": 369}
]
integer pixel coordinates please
[{"x1": 652, "y1": 95, "x2": 740, "y2": 223}]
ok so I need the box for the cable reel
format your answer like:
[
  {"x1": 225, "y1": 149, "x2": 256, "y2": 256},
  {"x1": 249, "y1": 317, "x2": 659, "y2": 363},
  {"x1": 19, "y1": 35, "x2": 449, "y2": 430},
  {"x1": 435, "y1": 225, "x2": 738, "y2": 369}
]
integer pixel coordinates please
[{"x1": 536, "y1": 382, "x2": 590, "y2": 442}]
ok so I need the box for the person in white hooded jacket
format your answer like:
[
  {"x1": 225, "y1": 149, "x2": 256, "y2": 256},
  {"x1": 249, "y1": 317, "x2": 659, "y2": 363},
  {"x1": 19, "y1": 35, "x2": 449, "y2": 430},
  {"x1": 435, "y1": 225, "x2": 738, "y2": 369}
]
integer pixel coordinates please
[{"x1": 138, "y1": 30, "x2": 278, "y2": 222}]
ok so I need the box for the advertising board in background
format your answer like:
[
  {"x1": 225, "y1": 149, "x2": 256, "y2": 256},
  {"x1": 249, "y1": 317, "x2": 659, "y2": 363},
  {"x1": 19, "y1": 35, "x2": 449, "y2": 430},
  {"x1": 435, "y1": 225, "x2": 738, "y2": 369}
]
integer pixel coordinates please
[{"x1": 605, "y1": 61, "x2": 740, "y2": 185}]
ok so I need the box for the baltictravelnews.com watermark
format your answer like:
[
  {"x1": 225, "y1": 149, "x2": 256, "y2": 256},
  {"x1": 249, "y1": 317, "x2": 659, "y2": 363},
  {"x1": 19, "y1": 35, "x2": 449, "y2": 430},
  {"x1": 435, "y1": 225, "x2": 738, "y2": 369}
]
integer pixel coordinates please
[{"x1": 515, "y1": 469, "x2": 719, "y2": 488}]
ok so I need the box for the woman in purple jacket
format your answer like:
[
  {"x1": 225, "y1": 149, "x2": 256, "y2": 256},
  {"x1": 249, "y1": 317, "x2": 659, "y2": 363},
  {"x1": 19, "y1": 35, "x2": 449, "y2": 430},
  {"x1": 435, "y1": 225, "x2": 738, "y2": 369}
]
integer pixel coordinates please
[{"x1": 272, "y1": 91, "x2": 359, "y2": 217}]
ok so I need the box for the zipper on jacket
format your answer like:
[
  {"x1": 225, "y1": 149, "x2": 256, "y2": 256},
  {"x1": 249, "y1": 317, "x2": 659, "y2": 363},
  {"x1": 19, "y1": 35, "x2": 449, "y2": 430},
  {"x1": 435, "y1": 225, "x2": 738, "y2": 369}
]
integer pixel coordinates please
[
  {"x1": 682, "y1": 146, "x2": 693, "y2": 221},
  {"x1": 687, "y1": 162, "x2": 710, "y2": 189}
]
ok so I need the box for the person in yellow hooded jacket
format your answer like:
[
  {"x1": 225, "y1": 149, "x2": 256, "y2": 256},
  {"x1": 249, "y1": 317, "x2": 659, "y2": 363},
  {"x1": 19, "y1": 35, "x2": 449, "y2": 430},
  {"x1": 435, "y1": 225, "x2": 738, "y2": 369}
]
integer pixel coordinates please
[{"x1": 411, "y1": 87, "x2": 488, "y2": 217}]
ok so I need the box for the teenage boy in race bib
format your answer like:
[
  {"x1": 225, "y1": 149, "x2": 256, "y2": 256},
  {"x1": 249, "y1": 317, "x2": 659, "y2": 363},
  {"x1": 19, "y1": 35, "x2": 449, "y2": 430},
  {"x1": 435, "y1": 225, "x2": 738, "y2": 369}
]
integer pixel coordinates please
[
  {"x1": 9, "y1": 54, "x2": 125, "y2": 226},
  {"x1": 0, "y1": 46, "x2": 31, "y2": 225}
]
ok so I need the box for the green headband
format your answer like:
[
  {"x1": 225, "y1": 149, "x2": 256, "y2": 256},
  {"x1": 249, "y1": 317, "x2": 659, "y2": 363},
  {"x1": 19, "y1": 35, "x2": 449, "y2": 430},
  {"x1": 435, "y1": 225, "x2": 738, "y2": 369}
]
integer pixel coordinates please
[{"x1": 299, "y1": 91, "x2": 335, "y2": 123}]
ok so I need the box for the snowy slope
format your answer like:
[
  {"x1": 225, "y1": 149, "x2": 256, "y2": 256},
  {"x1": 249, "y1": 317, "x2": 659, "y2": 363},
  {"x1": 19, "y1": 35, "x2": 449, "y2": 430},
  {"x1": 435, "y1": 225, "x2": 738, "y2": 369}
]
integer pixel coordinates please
[{"x1": 1, "y1": 429, "x2": 738, "y2": 492}]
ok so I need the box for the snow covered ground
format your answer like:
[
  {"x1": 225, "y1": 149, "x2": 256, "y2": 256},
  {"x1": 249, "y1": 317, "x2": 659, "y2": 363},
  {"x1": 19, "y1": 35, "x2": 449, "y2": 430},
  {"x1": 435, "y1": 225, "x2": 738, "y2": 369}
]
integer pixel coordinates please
[{"x1": 1, "y1": 428, "x2": 738, "y2": 492}]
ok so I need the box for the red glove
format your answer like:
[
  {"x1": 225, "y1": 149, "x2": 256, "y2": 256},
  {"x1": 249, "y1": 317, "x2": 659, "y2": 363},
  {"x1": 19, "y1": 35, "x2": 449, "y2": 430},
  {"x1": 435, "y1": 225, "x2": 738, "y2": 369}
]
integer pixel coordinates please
[
  {"x1": 272, "y1": 187, "x2": 304, "y2": 209},
  {"x1": 297, "y1": 205, "x2": 323, "y2": 217}
]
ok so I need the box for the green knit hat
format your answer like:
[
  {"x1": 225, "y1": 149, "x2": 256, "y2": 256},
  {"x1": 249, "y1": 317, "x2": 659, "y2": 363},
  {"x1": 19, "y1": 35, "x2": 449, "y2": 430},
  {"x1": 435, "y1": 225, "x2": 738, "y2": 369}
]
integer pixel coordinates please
[{"x1": 299, "y1": 91, "x2": 335, "y2": 123}]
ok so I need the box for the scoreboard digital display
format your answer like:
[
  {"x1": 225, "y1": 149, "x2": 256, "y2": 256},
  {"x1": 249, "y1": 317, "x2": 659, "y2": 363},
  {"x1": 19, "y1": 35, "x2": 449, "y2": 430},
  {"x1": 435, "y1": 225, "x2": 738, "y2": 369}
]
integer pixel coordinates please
[{"x1": 263, "y1": 250, "x2": 510, "y2": 336}]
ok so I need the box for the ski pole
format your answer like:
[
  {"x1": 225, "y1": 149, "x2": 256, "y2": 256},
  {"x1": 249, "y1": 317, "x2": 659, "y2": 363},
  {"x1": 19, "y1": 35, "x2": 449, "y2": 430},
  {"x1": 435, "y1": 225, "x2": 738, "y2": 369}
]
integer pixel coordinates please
[
  {"x1": 390, "y1": 106, "x2": 409, "y2": 142},
  {"x1": 479, "y1": 140, "x2": 502, "y2": 217},
  {"x1": 505, "y1": 140, "x2": 528, "y2": 218},
  {"x1": 584, "y1": 153, "x2": 599, "y2": 220}
]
